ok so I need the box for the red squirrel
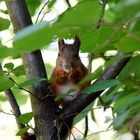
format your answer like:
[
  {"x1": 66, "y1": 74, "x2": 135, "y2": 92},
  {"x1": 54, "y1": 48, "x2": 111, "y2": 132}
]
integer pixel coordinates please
[{"x1": 51, "y1": 36, "x2": 90, "y2": 105}]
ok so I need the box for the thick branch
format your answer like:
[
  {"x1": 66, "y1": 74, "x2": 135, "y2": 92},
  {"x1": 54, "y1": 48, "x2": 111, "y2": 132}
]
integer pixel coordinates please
[
  {"x1": 5, "y1": 0, "x2": 58, "y2": 139},
  {"x1": 60, "y1": 55, "x2": 130, "y2": 130},
  {"x1": 5, "y1": 0, "x2": 32, "y2": 31}
]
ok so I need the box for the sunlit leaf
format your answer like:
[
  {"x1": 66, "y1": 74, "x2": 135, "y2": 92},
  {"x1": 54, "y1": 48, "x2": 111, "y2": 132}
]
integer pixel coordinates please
[
  {"x1": 0, "y1": 17, "x2": 10, "y2": 31},
  {"x1": 12, "y1": 65, "x2": 25, "y2": 76},
  {"x1": 81, "y1": 79, "x2": 120, "y2": 94},
  {"x1": 16, "y1": 126, "x2": 30, "y2": 136},
  {"x1": 79, "y1": 66, "x2": 103, "y2": 85},
  {"x1": 115, "y1": 32, "x2": 140, "y2": 52},
  {"x1": 26, "y1": 0, "x2": 41, "y2": 16},
  {"x1": 4, "y1": 62, "x2": 14, "y2": 71},
  {"x1": 0, "y1": 75, "x2": 14, "y2": 92},
  {"x1": 0, "y1": 47, "x2": 15, "y2": 59},
  {"x1": 48, "y1": 0, "x2": 56, "y2": 8},
  {"x1": 115, "y1": 0, "x2": 140, "y2": 22},
  {"x1": 19, "y1": 77, "x2": 46, "y2": 87},
  {"x1": 19, "y1": 112, "x2": 35, "y2": 125}
]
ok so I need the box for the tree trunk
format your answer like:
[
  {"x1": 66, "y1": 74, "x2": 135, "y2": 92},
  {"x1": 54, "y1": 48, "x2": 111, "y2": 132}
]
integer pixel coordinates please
[{"x1": 5, "y1": 0, "x2": 59, "y2": 139}]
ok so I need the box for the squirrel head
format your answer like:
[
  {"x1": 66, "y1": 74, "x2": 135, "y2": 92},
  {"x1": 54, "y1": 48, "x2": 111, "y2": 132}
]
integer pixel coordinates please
[{"x1": 57, "y1": 36, "x2": 81, "y2": 73}]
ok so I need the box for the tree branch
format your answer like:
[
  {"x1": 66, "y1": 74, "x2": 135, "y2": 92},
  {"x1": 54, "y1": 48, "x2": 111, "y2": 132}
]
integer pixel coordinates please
[
  {"x1": 65, "y1": 0, "x2": 71, "y2": 8},
  {"x1": 96, "y1": 0, "x2": 107, "y2": 29},
  {"x1": 59, "y1": 55, "x2": 130, "y2": 135},
  {"x1": 0, "y1": 64, "x2": 24, "y2": 130},
  {"x1": 35, "y1": 0, "x2": 49, "y2": 23},
  {"x1": 5, "y1": 0, "x2": 58, "y2": 139},
  {"x1": 4, "y1": 89, "x2": 25, "y2": 129}
]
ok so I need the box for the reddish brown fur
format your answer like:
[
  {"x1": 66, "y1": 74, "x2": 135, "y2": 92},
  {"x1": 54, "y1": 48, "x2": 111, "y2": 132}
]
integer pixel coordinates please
[{"x1": 51, "y1": 36, "x2": 90, "y2": 104}]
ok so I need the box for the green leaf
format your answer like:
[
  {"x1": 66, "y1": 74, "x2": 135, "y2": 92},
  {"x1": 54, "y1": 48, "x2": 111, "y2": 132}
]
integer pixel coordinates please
[
  {"x1": 19, "y1": 77, "x2": 46, "y2": 87},
  {"x1": 12, "y1": 65, "x2": 25, "y2": 76},
  {"x1": 13, "y1": 0, "x2": 102, "y2": 52},
  {"x1": 115, "y1": 31, "x2": 140, "y2": 52},
  {"x1": 79, "y1": 66, "x2": 103, "y2": 85},
  {"x1": 101, "y1": 85, "x2": 121, "y2": 106},
  {"x1": 104, "y1": 8, "x2": 116, "y2": 23},
  {"x1": 13, "y1": 23, "x2": 52, "y2": 52},
  {"x1": 80, "y1": 26, "x2": 121, "y2": 53},
  {"x1": 0, "y1": 94, "x2": 7, "y2": 102},
  {"x1": 112, "y1": 110, "x2": 131, "y2": 128},
  {"x1": 73, "y1": 101, "x2": 94, "y2": 125},
  {"x1": 26, "y1": 0, "x2": 41, "y2": 16},
  {"x1": 0, "y1": 75, "x2": 14, "y2": 92},
  {"x1": 115, "y1": 0, "x2": 140, "y2": 22},
  {"x1": 118, "y1": 56, "x2": 140, "y2": 80},
  {"x1": 114, "y1": 94, "x2": 140, "y2": 114},
  {"x1": 0, "y1": 17, "x2": 10, "y2": 31},
  {"x1": 4, "y1": 62, "x2": 14, "y2": 71},
  {"x1": 81, "y1": 79, "x2": 120, "y2": 94},
  {"x1": 16, "y1": 126, "x2": 30, "y2": 136},
  {"x1": 48, "y1": 0, "x2": 56, "y2": 9},
  {"x1": 58, "y1": 0, "x2": 102, "y2": 26},
  {"x1": 0, "y1": 70, "x2": 7, "y2": 75},
  {"x1": 55, "y1": 88, "x2": 76, "y2": 101},
  {"x1": 0, "y1": 46, "x2": 16, "y2": 59},
  {"x1": 19, "y1": 112, "x2": 35, "y2": 125}
]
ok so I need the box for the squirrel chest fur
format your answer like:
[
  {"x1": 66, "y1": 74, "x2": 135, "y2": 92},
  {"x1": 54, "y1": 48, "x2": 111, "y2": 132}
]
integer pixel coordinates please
[{"x1": 51, "y1": 36, "x2": 90, "y2": 104}]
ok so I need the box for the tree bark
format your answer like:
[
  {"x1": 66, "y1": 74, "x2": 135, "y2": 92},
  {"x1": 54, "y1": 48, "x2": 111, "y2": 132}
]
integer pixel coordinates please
[{"x1": 5, "y1": 0, "x2": 58, "y2": 139}]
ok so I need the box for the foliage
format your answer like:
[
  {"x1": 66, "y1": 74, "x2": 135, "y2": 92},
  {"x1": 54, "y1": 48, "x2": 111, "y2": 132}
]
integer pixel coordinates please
[{"x1": 0, "y1": 0, "x2": 140, "y2": 139}]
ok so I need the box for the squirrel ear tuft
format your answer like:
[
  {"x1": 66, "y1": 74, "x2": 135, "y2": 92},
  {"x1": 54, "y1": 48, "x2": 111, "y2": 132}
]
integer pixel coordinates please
[
  {"x1": 58, "y1": 39, "x2": 65, "y2": 49},
  {"x1": 74, "y1": 35, "x2": 81, "y2": 50}
]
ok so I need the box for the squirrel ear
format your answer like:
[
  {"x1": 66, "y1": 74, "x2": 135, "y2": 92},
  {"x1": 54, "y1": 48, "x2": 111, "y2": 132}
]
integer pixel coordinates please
[
  {"x1": 74, "y1": 35, "x2": 81, "y2": 50},
  {"x1": 58, "y1": 39, "x2": 65, "y2": 50}
]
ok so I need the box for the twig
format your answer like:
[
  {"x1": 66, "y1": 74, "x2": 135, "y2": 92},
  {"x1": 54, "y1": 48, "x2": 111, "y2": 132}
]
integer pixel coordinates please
[
  {"x1": 84, "y1": 115, "x2": 88, "y2": 137},
  {"x1": 71, "y1": 131, "x2": 76, "y2": 140},
  {"x1": 63, "y1": 120, "x2": 76, "y2": 140},
  {"x1": 65, "y1": 0, "x2": 71, "y2": 8},
  {"x1": 96, "y1": 0, "x2": 107, "y2": 29},
  {"x1": 87, "y1": 128, "x2": 113, "y2": 137},
  {"x1": 40, "y1": 10, "x2": 50, "y2": 23},
  {"x1": 4, "y1": 89, "x2": 25, "y2": 129},
  {"x1": 88, "y1": 53, "x2": 94, "y2": 73},
  {"x1": 35, "y1": 0, "x2": 49, "y2": 23},
  {"x1": 0, "y1": 109, "x2": 14, "y2": 116},
  {"x1": 9, "y1": 77, "x2": 38, "y2": 98},
  {"x1": 27, "y1": 124, "x2": 35, "y2": 133},
  {"x1": 0, "y1": 64, "x2": 24, "y2": 129},
  {"x1": 62, "y1": 106, "x2": 103, "y2": 120},
  {"x1": 74, "y1": 126, "x2": 85, "y2": 136}
]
